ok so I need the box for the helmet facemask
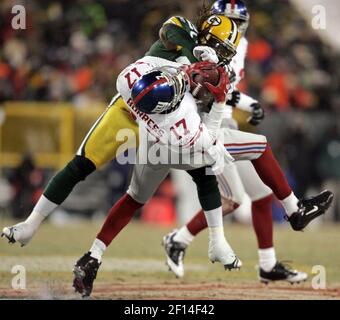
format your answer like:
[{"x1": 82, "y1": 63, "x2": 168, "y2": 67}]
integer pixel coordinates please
[
  {"x1": 199, "y1": 31, "x2": 237, "y2": 64},
  {"x1": 150, "y1": 66, "x2": 189, "y2": 114}
]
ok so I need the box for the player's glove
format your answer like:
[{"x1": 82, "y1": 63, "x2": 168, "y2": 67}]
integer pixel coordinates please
[
  {"x1": 193, "y1": 46, "x2": 219, "y2": 64},
  {"x1": 247, "y1": 102, "x2": 265, "y2": 126},
  {"x1": 209, "y1": 141, "x2": 234, "y2": 175},
  {"x1": 226, "y1": 90, "x2": 241, "y2": 107},
  {"x1": 204, "y1": 66, "x2": 231, "y2": 103}
]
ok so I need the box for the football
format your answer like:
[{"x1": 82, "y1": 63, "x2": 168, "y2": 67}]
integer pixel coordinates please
[{"x1": 190, "y1": 63, "x2": 220, "y2": 105}]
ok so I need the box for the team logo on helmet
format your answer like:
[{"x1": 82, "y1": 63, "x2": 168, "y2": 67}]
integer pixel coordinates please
[
  {"x1": 206, "y1": 15, "x2": 222, "y2": 26},
  {"x1": 200, "y1": 15, "x2": 240, "y2": 63},
  {"x1": 210, "y1": 0, "x2": 250, "y2": 35},
  {"x1": 132, "y1": 67, "x2": 188, "y2": 115}
]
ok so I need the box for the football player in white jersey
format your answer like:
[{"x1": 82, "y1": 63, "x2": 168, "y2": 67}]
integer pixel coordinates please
[
  {"x1": 73, "y1": 57, "x2": 333, "y2": 297},
  {"x1": 69, "y1": 9, "x2": 333, "y2": 297},
  {"x1": 161, "y1": 0, "x2": 324, "y2": 284},
  {"x1": 2, "y1": 4, "x2": 333, "y2": 297},
  {"x1": 73, "y1": 56, "x2": 247, "y2": 296}
]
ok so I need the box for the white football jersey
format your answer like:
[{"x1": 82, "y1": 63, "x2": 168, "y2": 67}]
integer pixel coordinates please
[
  {"x1": 117, "y1": 56, "x2": 203, "y2": 149},
  {"x1": 225, "y1": 37, "x2": 248, "y2": 118},
  {"x1": 116, "y1": 56, "x2": 233, "y2": 169},
  {"x1": 231, "y1": 37, "x2": 248, "y2": 87}
]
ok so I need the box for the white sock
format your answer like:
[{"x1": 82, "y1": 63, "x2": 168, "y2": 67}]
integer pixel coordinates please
[
  {"x1": 204, "y1": 206, "x2": 223, "y2": 228},
  {"x1": 280, "y1": 192, "x2": 299, "y2": 217},
  {"x1": 208, "y1": 226, "x2": 225, "y2": 242},
  {"x1": 25, "y1": 211, "x2": 46, "y2": 230},
  {"x1": 24, "y1": 195, "x2": 58, "y2": 229},
  {"x1": 32, "y1": 195, "x2": 58, "y2": 217},
  {"x1": 258, "y1": 247, "x2": 277, "y2": 272},
  {"x1": 173, "y1": 226, "x2": 194, "y2": 246},
  {"x1": 90, "y1": 238, "x2": 107, "y2": 262},
  {"x1": 204, "y1": 207, "x2": 225, "y2": 241}
]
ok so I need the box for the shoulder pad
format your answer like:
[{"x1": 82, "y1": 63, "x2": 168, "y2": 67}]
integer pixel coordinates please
[{"x1": 163, "y1": 16, "x2": 184, "y2": 28}]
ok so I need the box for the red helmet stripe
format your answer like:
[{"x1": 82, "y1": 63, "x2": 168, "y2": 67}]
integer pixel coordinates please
[
  {"x1": 231, "y1": 0, "x2": 236, "y2": 10},
  {"x1": 133, "y1": 78, "x2": 168, "y2": 106}
]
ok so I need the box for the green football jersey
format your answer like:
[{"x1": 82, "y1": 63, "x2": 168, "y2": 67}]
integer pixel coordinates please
[{"x1": 146, "y1": 16, "x2": 199, "y2": 63}]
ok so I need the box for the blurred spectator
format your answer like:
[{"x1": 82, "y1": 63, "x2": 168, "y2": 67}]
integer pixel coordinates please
[
  {"x1": 281, "y1": 120, "x2": 316, "y2": 197},
  {"x1": 141, "y1": 177, "x2": 177, "y2": 226},
  {"x1": 7, "y1": 154, "x2": 45, "y2": 218},
  {"x1": 1, "y1": 0, "x2": 339, "y2": 220},
  {"x1": 0, "y1": 0, "x2": 338, "y2": 110},
  {"x1": 316, "y1": 123, "x2": 340, "y2": 221}
]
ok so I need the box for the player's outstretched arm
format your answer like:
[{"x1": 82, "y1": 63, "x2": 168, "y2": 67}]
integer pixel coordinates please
[{"x1": 227, "y1": 91, "x2": 265, "y2": 126}]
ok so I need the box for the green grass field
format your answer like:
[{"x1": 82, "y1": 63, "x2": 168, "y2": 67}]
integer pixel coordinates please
[{"x1": 0, "y1": 219, "x2": 340, "y2": 299}]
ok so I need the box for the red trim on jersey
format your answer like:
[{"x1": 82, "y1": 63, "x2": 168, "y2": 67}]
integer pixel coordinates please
[
  {"x1": 224, "y1": 142, "x2": 267, "y2": 147},
  {"x1": 133, "y1": 78, "x2": 168, "y2": 106},
  {"x1": 188, "y1": 124, "x2": 204, "y2": 147},
  {"x1": 181, "y1": 122, "x2": 203, "y2": 148}
]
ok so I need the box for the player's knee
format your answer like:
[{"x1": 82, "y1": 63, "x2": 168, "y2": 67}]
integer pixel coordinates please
[
  {"x1": 43, "y1": 156, "x2": 96, "y2": 205},
  {"x1": 126, "y1": 186, "x2": 148, "y2": 204},
  {"x1": 68, "y1": 155, "x2": 96, "y2": 181},
  {"x1": 188, "y1": 168, "x2": 221, "y2": 211},
  {"x1": 187, "y1": 167, "x2": 217, "y2": 191},
  {"x1": 193, "y1": 174, "x2": 219, "y2": 196},
  {"x1": 248, "y1": 133, "x2": 267, "y2": 145},
  {"x1": 258, "y1": 134, "x2": 267, "y2": 144},
  {"x1": 232, "y1": 194, "x2": 252, "y2": 223}
]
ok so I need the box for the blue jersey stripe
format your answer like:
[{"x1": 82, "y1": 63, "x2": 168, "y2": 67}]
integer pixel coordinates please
[{"x1": 226, "y1": 146, "x2": 266, "y2": 152}]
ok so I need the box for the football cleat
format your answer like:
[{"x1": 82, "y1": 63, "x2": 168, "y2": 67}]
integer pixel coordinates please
[
  {"x1": 287, "y1": 190, "x2": 334, "y2": 231},
  {"x1": 1, "y1": 222, "x2": 36, "y2": 247},
  {"x1": 259, "y1": 261, "x2": 308, "y2": 284},
  {"x1": 73, "y1": 252, "x2": 101, "y2": 298},
  {"x1": 162, "y1": 230, "x2": 186, "y2": 278},
  {"x1": 208, "y1": 237, "x2": 242, "y2": 270}
]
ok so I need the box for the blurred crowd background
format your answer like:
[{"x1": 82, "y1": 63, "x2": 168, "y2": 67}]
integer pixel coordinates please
[{"x1": 0, "y1": 0, "x2": 339, "y2": 223}]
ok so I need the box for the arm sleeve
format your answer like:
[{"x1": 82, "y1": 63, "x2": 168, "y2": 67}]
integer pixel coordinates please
[
  {"x1": 198, "y1": 123, "x2": 234, "y2": 174},
  {"x1": 233, "y1": 37, "x2": 248, "y2": 85},
  {"x1": 161, "y1": 24, "x2": 197, "y2": 62},
  {"x1": 116, "y1": 73, "x2": 130, "y2": 105},
  {"x1": 200, "y1": 102, "x2": 234, "y2": 170},
  {"x1": 115, "y1": 61, "x2": 150, "y2": 106},
  {"x1": 203, "y1": 102, "x2": 226, "y2": 141},
  {"x1": 235, "y1": 92, "x2": 258, "y2": 112},
  {"x1": 162, "y1": 24, "x2": 196, "y2": 52}
]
